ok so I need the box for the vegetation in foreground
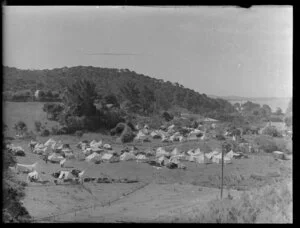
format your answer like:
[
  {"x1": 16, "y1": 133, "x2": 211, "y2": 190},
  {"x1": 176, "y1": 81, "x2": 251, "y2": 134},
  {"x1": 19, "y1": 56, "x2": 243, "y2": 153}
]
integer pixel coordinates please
[
  {"x1": 2, "y1": 140, "x2": 32, "y2": 223},
  {"x1": 171, "y1": 179, "x2": 292, "y2": 223}
]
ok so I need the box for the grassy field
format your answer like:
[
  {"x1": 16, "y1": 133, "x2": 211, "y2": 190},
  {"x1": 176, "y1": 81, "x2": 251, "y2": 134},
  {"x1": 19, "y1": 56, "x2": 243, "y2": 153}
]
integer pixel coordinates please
[{"x1": 3, "y1": 102, "x2": 59, "y2": 137}]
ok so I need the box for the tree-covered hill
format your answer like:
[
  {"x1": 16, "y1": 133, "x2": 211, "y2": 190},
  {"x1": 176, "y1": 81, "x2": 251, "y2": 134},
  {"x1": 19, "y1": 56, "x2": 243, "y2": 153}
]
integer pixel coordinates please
[{"x1": 3, "y1": 66, "x2": 235, "y2": 116}]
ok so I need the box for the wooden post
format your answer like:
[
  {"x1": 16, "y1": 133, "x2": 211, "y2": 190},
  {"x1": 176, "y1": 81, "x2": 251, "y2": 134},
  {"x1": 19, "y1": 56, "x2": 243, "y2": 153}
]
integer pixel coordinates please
[{"x1": 221, "y1": 143, "x2": 224, "y2": 199}]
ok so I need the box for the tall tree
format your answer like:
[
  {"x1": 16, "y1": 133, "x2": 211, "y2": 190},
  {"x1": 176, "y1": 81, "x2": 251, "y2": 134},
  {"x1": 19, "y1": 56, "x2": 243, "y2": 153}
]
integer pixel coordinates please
[
  {"x1": 62, "y1": 79, "x2": 97, "y2": 117},
  {"x1": 120, "y1": 81, "x2": 141, "y2": 113},
  {"x1": 140, "y1": 85, "x2": 156, "y2": 115},
  {"x1": 233, "y1": 103, "x2": 241, "y2": 111},
  {"x1": 286, "y1": 98, "x2": 292, "y2": 114},
  {"x1": 261, "y1": 104, "x2": 272, "y2": 116},
  {"x1": 275, "y1": 107, "x2": 283, "y2": 115}
]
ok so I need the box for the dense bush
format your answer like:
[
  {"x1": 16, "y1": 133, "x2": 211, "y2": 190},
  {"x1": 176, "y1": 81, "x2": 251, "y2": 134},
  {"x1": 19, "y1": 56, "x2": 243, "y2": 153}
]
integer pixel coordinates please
[
  {"x1": 148, "y1": 115, "x2": 164, "y2": 129},
  {"x1": 50, "y1": 126, "x2": 60, "y2": 135},
  {"x1": 3, "y1": 141, "x2": 17, "y2": 169},
  {"x1": 3, "y1": 141, "x2": 31, "y2": 223},
  {"x1": 262, "y1": 126, "x2": 282, "y2": 137},
  {"x1": 254, "y1": 135, "x2": 280, "y2": 153},
  {"x1": 284, "y1": 115, "x2": 292, "y2": 127},
  {"x1": 216, "y1": 134, "x2": 226, "y2": 141},
  {"x1": 222, "y1": 140, "x2": 239, "y2": 153},
  {"x1": 34, "y1": 121, "x2": 42, "y2": 132},
  {"x1": 40, "y1": 128, "x2": 50, "y2": 137},
  {"x1": 63, "y1": 116, "x2": 86, "y2": 133},
  {"x1": 162, "y1": 111, "x2": 174, "y2": 122},
  {"x1": 22, "y1": 130, "x2": 37, "y2": 140},
  {"x1": 43, "y1": 103, "x2": 64, "y2": 121},
  {"x1": 100, "y1": 108, "x2": 126, "y2": 130},
  {"x1": 57, "y1": 126, "x2": 68, "y2": 135},
  {"x1": 74, "y1": 130, "x2": 84, "y2": 137},
  {"x1": 285, "y1": 140, "x2": 292, "y2": 154},
  {"x1": 268, "y1": 116, "x2": 283, "y2": 122},
  {"x1": 13, "y1": 121, "x2": 27, "y2": 136}
]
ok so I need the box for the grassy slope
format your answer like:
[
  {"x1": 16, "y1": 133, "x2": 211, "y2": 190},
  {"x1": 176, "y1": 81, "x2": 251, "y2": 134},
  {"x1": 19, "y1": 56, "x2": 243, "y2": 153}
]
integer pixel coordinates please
[{"x1": 3, "y1": 102, "x2": 59, "y2": 137}]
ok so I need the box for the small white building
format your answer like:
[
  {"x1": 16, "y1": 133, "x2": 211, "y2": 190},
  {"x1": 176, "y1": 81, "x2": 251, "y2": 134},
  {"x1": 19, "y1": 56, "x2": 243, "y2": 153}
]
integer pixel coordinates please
[{"x1": 34, "y1": 90, "x2": 40, "y2": 99}]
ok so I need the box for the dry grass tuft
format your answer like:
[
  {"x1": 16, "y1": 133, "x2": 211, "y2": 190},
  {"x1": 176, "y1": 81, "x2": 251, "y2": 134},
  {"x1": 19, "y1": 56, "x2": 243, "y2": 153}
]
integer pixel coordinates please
[{"x1": 171, "y1": 180, "x2": 292, "y2": 223}]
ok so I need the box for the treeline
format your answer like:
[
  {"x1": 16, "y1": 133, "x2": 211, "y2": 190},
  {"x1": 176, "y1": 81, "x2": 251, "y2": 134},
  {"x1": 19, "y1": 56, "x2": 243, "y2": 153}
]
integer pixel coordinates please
[
  {"x1": 3, "y1": 89, "x2": 61, "y2": 102},
  {"x1": 3, "y1": 66, "x2": 235, "y2": 116}
]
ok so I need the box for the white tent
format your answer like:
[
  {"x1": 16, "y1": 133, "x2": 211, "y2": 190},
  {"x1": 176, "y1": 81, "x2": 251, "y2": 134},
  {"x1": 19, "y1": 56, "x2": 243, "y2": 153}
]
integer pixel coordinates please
[
  {"x1": 91, "y1": 147, "x2": 104, "y2": 153},
  {"x1": 156, "y1": 147, "x2": 170, "y2": 158},
  {"x1": 211, "y1": 153, "x2": 232, "y2": 164},
  {"x1": 171, "y1": 148, "x2": 180, "y2": 156},
  {"x1": 120, "y1": 152, "x2": 136, "y2": 161},
  {"x1": 90, "y1": 140, "x2": 102, "y2": 148},
  {"x1": 203, "y1": 118, "x2": 219, "y2": 122},
  {"x1": 136, "y1": 154, "x2": 147, "y2": 161},
  {"x1": 151, "y1": 131, "x2": 161, "y2": 139},
  {"x1": 226, "y1": 150, "x2": 241, "y2": 159},
  {"x1": 103, "y1": 144, "x2": 112, "y2": 150},
  {"x1": 161, "y1": 135, "x2": 170, "y2": 142},
  {"x1": 273, "y1": 151, "x2": 285, "y2": 160},
  {"x1": 48, "y1": 153, "x2": 65, "y2": 162},
  {"x1": 135, "y1": 131, "x2": 147, "y2": 141},
  {"x1": 44, "y1": 138, "x2": 56, "y2": 147},
  {"x1": 205, "y1": 150, "x2": 220, "y2": 160},
  {"x1": 157, "y1": 156, "x2": 168, "y2": 166},
  {"x1": 86, "y1": 152, "x2": 102, "y2": 162},
  {"x1": 101, "y1": 153, "x2": 113, "y2": 161}
]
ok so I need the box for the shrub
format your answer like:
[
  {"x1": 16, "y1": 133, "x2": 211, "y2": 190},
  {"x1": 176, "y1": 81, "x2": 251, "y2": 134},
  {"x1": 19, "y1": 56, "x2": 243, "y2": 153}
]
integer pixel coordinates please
[
  {"x1": 34, "y1": 121, "x2": 42, "y2": 132},
  {"x1": 22, "y1": 130, "x2": 36, "y2": 140},
  {"x1": 3, "y1": 142, "x2": 31, "y2": 223},
  {"x1": 284, "y1": 115, "x2": 292, "y2": 127},
  {"x1": 101, "y1": 108, "x2": 126, "y2": 130},
  {"x1": 84, "y1": 116, "x2": 101, "y2": 131},
  {"x1": 62, "y1": 116, "x2": 86, "y2": 133},
  {"x1": 3, "y1": 142, "x2": 17, "y2": 169},
  {"x1": 43, "y1": 103, "x2": 64, "y2": 121},
  {"x1": 285, "y1": 140, "x2": 292, "y2": 154},
  {"x1": 254, "y1": 135, "x2": 279, "y2": 153},
  {"x1": 50, "y1": 126, "x2": 59, "y2": 135},
  {"x1": 262, "y1": 126, "x2": 282, "y2": 137},
  {"x1": 216, "y1": 134, "x2": 226, "y2": 141},
  {"x1": 118, "y1": 124, "x2": 135, "y2": 143},
  {"x1": 40, "y1": 129, "x2": 50, "y2": 137},
  {"x1": 57, "y1": 126, "x2": 68, "y2": 135},
  {"x1": 148, "y1": 115, "x2": 164, "y2": 129},
  {"x1": 111, "y1": 122, "x2": 125, "y2": 136},
  {"x1": 222, "y1": 140, "x2": 239, "y2": 152},
  {"x1": 74, "y1": 130, "x2": 84, "y2": 137},
  {"x1": 162, "y1": 111, "x2": 174, "y2": 122},
  {"x1": 178, "y1": 128, "x2": 190, "y2": 137},
  {"x1": 13, "y1": 121, "x2": 27, "y2": 136}
]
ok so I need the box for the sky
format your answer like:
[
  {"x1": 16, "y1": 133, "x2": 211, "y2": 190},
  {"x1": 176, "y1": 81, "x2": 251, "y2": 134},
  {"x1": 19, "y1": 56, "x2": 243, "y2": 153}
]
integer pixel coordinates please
[{"x1": 3, "y1": 6, "x2": 293, "y2": 98}]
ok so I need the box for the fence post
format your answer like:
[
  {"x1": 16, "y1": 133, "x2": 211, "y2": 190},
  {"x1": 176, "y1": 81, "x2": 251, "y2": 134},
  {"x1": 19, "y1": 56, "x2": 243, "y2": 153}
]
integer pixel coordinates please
[{"x1": 221, "y1": 143, "x2": 225, "y2": 199}]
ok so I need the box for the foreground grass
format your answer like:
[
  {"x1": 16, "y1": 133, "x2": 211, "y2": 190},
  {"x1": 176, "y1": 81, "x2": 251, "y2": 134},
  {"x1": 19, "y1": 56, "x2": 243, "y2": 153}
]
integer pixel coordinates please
[{"x1": 172, "y1": 179, "x2": 292, "y2": 223}]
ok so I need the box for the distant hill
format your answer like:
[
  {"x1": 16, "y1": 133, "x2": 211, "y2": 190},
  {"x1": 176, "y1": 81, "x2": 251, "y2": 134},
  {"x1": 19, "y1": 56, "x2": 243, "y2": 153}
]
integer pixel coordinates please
[
  {"x1": 208, "y1": 94, "x2": 292, "y2": 112},
  {"x1": 3, "y1": 66, "x2": 235, "y2": 116}
]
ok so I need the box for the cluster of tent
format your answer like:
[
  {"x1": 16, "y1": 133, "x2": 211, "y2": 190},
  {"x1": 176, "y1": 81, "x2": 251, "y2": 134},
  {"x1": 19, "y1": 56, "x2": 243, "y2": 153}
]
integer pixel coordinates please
[
  {"x1": 77, "y1": 140, "x2": 119, "y2": 163},
  {"x1": 134, "y1": 124, "x2": 206, "y2": 143},
  {"x1": 29, "y1": 138, "x2": 75, "y2": 164},
  {"x1": 6, "y1": 144, "x2": 26, "y2": 156},
  {"x1": 151, "y1": 147, "x2": 247, "y2": 168}
]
